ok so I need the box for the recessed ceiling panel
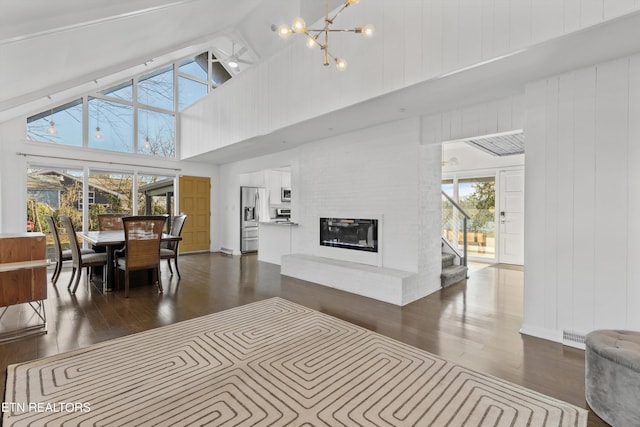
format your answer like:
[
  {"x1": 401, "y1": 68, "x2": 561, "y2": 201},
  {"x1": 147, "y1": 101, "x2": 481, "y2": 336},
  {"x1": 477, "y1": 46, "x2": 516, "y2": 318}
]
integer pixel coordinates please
[{"x1": 465, "y1": 132, "x2": 524, "y2": 156}]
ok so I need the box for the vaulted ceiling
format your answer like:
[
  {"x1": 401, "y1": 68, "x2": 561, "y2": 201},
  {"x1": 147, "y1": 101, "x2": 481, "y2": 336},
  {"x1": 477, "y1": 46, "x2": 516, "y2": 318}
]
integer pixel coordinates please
[{"x1": 0, "y1": 0, "x2": 341, "y2": 119}]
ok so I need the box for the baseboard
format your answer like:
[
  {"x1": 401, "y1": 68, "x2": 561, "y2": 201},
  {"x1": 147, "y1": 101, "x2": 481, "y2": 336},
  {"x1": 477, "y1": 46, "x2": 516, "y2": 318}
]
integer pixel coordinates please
[{"x1": 519, "y1": 324, "x2": 563, "y2": 344}]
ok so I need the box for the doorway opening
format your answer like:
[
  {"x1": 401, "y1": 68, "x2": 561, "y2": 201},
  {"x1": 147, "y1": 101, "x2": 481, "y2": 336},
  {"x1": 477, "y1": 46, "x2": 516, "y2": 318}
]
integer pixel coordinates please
[{"x1": 441, "y1": 132, "x2": 525, "y2": 266}]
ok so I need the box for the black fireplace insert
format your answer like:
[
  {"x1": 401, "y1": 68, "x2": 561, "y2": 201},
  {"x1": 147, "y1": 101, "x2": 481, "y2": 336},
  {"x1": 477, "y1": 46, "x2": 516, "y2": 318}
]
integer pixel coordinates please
[{"x1": 320, "y1": 218, "x2": 378, "y2": 252}]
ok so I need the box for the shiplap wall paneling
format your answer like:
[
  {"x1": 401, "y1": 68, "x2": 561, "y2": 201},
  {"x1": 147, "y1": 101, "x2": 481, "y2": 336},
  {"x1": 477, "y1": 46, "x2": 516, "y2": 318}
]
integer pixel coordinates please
[
  {"x1": 403, "y1": 1, "x2": 424, "y2": 86},
  {"x1": 543, "y1": 77, "x2": 560, "y2": 333},
  {"x1": 532, "y1": 1, "x2": 564, "y2": 43},
  {"x1": 461, "y1": 104, "x2": 481, "y2": 139},
  {"x1": 523, "y1": 79, "x2": 548, "y2": 333},
  {"x1": 627, "y1": 54, "x2": 640, "y2": 330},
  {"x1": 491, "y1": 0, "x2": 511, "y2": 58},
  {"x1": 459, "y1": 0, "x2": 483, "y2": 69},
  {"x1": 563, "y1": 0, "x2": 581, "y2": 34},
  {"x1": 603, "y1": 0, "x2": 636, "y2": 19},
  {"x1": 180, "y1": 0, "x2": 640, "y2": 159},
  {"x1": 508, "y1": 1, "x2": 532, "y2": 51},
  {"x1": 593, "y1": 58, "x2": 629, "y2": 329},
  {"x1": 383, "y1": 1, "x2": 406, "y2": 92},
  {"x1": 571, "y1": 68, "x2": 597, "y2": 333},
  {"x1": 423, "y1": 0, "x2": 444, "y2": 77},
  {"x1": 556, "y1": 73, "x2": 576, "y2": 333},
  {"x1": 442, "y1": 0, "x2": 461, "y2": 72},
  {"x1": 481, "y1": 97, "x2": 500, "y2": 137},
  {"x1": 581, "y1": 0, "x2": 604, "y2": 27}
]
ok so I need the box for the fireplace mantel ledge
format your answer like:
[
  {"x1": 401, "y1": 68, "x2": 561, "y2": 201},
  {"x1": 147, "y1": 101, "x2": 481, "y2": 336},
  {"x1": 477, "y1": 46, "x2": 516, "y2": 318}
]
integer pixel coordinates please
[{"x1": 280, "y1": 254, "x2": 418, "y2": 306}]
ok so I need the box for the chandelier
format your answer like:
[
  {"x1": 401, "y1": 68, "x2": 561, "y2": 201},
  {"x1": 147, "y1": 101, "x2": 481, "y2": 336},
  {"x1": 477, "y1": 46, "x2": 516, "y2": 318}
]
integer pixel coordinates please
[{"x1": 276, "y1": 0, "x2": 374, "y2": 71}]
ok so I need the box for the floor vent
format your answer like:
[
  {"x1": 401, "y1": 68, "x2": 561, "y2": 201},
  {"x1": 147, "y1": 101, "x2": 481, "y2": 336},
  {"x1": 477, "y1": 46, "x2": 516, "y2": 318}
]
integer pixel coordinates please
[
  {"x1": 220, "y1": 247, "x2": 233, "y2": 256},
  {"x1": 562, "y1": 330, "x2": 586, "y2": 349}
]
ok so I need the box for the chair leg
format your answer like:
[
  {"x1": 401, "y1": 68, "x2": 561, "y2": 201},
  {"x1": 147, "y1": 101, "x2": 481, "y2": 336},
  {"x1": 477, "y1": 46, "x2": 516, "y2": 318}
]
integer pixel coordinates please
[
  {"x1": 67, "y1": 267, "x2": 77, "y2": 290},
  {"x1": 71, "y1": 266, "x2": 83, "y2": 294},
  {"x1": 167, "y1": 259, "x2": 173, "y2": 274},
  {"x1": 156, "y1": 266, "x2": 163, "y2": 294},
  {"x1": 51, "y1": 260, "x2": 62, "y2": 285},
  {"x1": 174, "y1": 256, "x2": 181, "y2": 279}
]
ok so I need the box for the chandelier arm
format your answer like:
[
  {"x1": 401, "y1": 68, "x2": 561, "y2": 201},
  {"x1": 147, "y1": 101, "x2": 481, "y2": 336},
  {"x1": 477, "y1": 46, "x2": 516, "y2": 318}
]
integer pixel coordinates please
[{"x1": 328, "y1": 3, "x2": 350, "y2": 24}]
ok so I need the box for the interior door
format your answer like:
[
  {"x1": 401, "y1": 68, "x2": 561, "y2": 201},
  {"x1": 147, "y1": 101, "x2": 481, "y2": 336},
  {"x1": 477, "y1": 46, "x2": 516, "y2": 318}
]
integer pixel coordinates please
[
  {"x1": 499, "y1": 169, "x2": 524, "y2": 265},
  {"x1": 178, "y1": 176, "x2": 210, "y2": 253}
]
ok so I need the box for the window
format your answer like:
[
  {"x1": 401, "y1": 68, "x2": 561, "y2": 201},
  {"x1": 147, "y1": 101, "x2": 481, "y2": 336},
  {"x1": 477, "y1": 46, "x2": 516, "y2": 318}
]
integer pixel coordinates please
[
  {"x1": 138, "y1": 175, "x2": 174, "y2": 230},
  {"x1": 178, "y1": 53, "x2": 208, "y2": 80},
  {"x1": 101, "y1": 80, "x2": 133, "y2": 101},
  {"x1": 138, "y1": 67, "x2": 174, "y2": 111},
  {"x1": 27, "y1": 99, "x2": 83, "y2": 146},
  {"x1": 26, "y1": 49, "x2": 229, "y2": 158},
  {"x1": 88, "y1": 97, "x2": 134, "y2": 152},
  {"x1": 77, "y1": 191, "x2": 95, "y2": 210},
  {"x1": 87, "y1": 171, "x2": 133, "y2": 231},
  {"x1": 138, "y1": 108, "x2": 175, "y2": 157},
  {"x1": 27, "y1": 167, "x2": 84, "y2": 254},
  {"x1": 178, "y1": 77, "x2": 208, "y2": 111}
]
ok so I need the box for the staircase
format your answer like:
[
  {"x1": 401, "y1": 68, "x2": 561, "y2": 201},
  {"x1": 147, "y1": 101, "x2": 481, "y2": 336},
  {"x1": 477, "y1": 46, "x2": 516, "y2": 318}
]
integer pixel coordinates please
[
  {"x1": 441, "y1": 252, "x2": 468, "y2": 287},
  {"x1": 441, "y1": 190, "x2": 470, "y2": 288}
]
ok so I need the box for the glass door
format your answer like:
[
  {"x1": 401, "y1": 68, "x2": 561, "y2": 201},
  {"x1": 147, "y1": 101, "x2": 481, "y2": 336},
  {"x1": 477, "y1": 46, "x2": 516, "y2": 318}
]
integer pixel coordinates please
[{"x1": 442, "y1": 176, "x2": 496, "y2": 261}]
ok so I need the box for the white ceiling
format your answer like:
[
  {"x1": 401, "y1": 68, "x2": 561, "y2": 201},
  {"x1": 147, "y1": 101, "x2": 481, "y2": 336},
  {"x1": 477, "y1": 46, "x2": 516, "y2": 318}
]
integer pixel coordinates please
[{"x1": 0, "y1": 0, "x2": 345, "y2": 116}]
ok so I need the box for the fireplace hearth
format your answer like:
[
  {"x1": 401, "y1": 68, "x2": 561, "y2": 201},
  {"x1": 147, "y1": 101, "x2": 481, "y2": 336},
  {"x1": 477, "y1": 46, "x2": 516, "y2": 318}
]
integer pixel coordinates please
[{"x1": 320, "y1": 218, "x2": 378, "y2": 253}]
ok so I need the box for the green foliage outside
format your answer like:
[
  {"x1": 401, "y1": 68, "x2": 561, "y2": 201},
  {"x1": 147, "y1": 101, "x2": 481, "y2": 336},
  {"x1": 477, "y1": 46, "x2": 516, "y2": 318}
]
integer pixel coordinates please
[{"x1": 459, "y1": 181, "x2": 495, "y2": 234}]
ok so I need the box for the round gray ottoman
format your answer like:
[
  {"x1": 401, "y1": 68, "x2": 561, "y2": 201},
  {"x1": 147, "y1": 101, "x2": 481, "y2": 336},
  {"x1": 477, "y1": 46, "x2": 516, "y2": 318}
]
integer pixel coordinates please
[{"x1": 585, "y1": 330, "x2": 640, "y2": 426}]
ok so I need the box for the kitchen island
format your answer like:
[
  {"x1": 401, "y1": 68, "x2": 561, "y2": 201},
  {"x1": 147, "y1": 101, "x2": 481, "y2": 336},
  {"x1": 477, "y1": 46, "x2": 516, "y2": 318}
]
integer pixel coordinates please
[{"x1": 258, "y1": 221, "x2": 297, "y2": 265}]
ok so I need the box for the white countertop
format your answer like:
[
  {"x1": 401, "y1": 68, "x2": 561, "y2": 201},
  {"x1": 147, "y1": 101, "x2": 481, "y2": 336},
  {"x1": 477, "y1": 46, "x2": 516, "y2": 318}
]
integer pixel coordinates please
[{"x1": 262, "y1": 220, "x2": 298, "y2": 226}]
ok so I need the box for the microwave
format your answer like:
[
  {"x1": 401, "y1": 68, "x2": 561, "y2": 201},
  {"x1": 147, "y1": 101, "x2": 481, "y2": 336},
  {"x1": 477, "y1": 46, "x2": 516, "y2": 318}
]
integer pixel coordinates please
[{"x1": 281, "y1": 187, "x2": 291, "y2": 202}]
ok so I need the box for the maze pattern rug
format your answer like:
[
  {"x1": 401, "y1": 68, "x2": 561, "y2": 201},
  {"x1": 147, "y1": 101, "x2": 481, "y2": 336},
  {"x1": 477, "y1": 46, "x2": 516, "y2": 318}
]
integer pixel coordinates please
[{"x1": 4, "y1": 297, "x2": 587, "y2": 426}]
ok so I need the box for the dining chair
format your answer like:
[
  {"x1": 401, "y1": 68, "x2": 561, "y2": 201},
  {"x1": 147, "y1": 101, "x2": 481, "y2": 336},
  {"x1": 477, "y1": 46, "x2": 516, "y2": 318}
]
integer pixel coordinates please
[
  {"x1": 116, "y1": 216, "x2": 168, "y2": 298},
  {"x1": 59, "y1": 215, "x2": 108, "y2": 294},
  {"x1": 97, "y1": 213, "x2": 127, "y2": 230},
  {"x1": 160, "y1": 214, "x2": 187, "y2": 278},
  {"x1": 43, "y1": 214, "x2": 95, "y2": 286}
]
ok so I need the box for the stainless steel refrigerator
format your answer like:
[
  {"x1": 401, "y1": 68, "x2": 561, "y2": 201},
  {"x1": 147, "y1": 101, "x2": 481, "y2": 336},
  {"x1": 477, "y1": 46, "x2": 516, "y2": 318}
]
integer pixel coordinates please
[{"x1": 240, "y1": 186, "x2": 269, "y2": 253}]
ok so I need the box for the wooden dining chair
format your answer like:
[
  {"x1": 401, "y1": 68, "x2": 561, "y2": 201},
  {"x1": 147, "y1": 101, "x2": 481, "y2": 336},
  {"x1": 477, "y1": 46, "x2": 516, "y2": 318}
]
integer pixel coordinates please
[
  {"x1": 97, "y1": 213, "x2": 127, "y2": 230},
  {"x1": 115, "y1": 216, "x2": 168, "y2": 298},
  {"x1": 59, "y1": 215, "x2": 108, "y2": 294},
  {"x1": 160, "y1": 214, "x2": 187, "y2": 278},
  {"x1": 43, "y1": 214, "x2": 95, "y2": 286}
]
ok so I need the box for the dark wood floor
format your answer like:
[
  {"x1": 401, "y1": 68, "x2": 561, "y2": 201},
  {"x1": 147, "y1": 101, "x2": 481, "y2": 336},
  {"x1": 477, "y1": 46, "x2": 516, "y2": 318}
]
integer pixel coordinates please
[{"x1": 0, "y1": 253, "x2": 607, "y2": 426}]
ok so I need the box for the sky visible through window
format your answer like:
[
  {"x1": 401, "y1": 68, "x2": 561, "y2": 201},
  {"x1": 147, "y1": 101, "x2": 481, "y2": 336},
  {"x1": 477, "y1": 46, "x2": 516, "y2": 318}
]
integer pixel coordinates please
[{"x1": 26, "y1": 51, "x2": 222, "y2": 158}]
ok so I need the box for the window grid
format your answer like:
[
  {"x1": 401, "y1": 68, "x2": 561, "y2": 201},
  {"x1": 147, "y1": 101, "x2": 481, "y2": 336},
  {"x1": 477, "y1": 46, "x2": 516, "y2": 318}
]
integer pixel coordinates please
[{"x1": 26, "y1": 50, "x2": 224, "y2": 159}]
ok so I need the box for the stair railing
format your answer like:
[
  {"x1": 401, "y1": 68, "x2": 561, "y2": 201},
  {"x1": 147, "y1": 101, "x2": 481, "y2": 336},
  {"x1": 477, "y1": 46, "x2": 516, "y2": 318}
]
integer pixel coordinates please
[{"x1": 441, "y1": 190, "x2": 471, "y2": 267}]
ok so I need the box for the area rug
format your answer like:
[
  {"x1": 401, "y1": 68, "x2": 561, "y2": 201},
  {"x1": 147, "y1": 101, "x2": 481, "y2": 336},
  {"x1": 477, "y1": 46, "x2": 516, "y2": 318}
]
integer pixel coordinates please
[{"x1": 4, "y1": 297, "x2": 587, "y2": 426}]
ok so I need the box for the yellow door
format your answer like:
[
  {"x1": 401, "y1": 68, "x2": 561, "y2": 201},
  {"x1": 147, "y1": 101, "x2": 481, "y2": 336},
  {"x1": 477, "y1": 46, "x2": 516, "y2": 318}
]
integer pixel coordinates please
[{"x1": 178, "y1": 176, "x2": 210, "y2": 253}]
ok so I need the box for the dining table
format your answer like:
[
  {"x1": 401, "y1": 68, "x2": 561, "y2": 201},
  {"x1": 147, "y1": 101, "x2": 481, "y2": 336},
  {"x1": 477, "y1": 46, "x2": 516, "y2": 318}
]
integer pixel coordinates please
[{"x1": 77, "y1": 230, "x2": 182, "y2": 293}]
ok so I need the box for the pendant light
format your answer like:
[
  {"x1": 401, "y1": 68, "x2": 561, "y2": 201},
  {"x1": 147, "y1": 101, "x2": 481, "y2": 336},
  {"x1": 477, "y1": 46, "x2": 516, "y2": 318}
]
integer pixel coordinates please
[
  {"x1": 94, "y1": 101, "x2": 103, "y2": 140},
  {"x1": 47, "y1": 108, "x2": 57, "y2": 135}
]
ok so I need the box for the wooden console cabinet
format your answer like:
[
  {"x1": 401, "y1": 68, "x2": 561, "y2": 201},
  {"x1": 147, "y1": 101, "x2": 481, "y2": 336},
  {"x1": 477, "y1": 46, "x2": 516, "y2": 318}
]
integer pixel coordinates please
[{"x1": 0, "y1": 233, "x2": 48, "y2": 340}]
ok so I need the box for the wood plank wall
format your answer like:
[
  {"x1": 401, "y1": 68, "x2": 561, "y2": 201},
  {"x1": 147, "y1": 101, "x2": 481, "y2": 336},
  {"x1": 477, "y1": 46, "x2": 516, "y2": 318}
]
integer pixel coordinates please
[{"x1": 523, "y1": 53, "x2": 640, "y2": 340}]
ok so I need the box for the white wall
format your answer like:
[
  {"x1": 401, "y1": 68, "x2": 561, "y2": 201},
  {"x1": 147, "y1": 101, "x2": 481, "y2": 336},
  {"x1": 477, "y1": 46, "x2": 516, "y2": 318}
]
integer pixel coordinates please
[
  {"x1": 181, "y1": 0, "x2": 636, "y2": 158},
  {"x1": 216, "y1": 117, "x2": 442, "y2": 301},
  {"x1": 523, "y1": 52, "x2": 640, "y2": 342},
  {"x1": 295, "y1": 118, "x2": 420, "y2": 273}
]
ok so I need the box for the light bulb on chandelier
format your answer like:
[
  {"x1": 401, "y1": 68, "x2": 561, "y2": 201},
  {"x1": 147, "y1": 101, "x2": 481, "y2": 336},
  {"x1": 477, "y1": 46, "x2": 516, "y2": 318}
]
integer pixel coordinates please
[{"x1": 275, "y1": 0, "x2": 373, "y2": 71}]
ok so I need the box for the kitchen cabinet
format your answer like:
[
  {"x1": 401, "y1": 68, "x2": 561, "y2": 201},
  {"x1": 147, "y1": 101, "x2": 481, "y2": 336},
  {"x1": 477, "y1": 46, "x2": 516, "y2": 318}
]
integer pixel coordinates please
[{"x1": 265, "y1": 169, "x2": 291, "y2": 206}]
